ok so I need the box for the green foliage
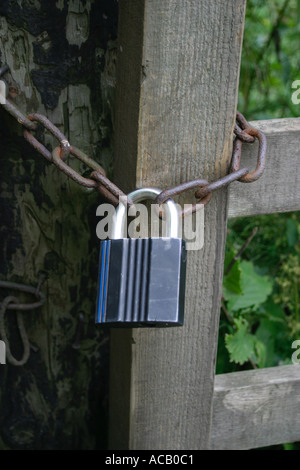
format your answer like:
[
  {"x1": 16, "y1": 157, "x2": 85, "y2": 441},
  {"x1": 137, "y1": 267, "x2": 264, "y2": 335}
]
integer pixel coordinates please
[
  {"x1": 217, "y1": 0, "x2": 300, "y2": 450},
  {"x1": 225, "y1": 317, "x2": 265, "y2": 366},
  {"x1": 217, "y1": 212, "x2": 300, "y2": 374},
  {"x1": 225, "y1": 260, "x2": 273, "y2": 312},
  {"x1": 239, "y1": 0, "x2": 300, "y2": 120},
  {"x1": 219, "y1": 0, "x2": 300, "y2": 367}
]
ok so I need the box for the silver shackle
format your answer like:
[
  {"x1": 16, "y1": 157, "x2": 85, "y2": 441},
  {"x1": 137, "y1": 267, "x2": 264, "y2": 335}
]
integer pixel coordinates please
[{"x1": 111, "y1": 187, "x2": 180, "y2": 240}]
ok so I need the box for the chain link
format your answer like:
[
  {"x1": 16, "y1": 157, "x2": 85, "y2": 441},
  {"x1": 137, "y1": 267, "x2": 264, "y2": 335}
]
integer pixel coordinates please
[
  {"x1": 0, "y1": 279, "x2": 45, "y2": 366},
  {"x1": 0, "y1": 65, "x2": 267, "y2": 215}
]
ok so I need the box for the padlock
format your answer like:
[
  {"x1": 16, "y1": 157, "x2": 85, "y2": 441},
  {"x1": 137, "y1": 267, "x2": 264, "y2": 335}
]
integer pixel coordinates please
[{"x1": 95, "y1": 187, "x2": 187, "y2": 327}]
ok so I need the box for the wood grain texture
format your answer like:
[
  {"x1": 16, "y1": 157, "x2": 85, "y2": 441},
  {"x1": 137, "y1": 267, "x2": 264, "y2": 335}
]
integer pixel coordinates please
[
  {"x1": 210, "y1": 365, "x2": 300, "y2": 450},
  {"x1": 110, "y1": 0, "x2": 246, "y2": 450},
  {"x1": 228, "y1": 118, "x2": 300, "y2": 218}
]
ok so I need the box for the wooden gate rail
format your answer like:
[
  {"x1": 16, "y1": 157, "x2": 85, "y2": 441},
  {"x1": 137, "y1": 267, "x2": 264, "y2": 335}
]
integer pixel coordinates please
[{"x1": 210, "y1": 365, "x2": 300, "y2": 450}]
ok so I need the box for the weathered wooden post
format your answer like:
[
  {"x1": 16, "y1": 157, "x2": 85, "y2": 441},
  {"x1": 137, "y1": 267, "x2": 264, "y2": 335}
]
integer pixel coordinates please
[
  {"x1": 0, "y1": 0, "x2": 117, "y2": 449},
  {"x1": 109, "y1": 0, "x2": 246, "y2": 450}
]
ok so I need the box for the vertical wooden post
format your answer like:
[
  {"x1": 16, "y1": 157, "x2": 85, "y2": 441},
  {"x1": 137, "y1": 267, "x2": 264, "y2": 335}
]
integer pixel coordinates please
[
  {"x1": 110, "y1": 0, "x2": 246, "y2": 449},
  {"x1": 0, "y1": 0, "x2": 117, "y2": 449}
]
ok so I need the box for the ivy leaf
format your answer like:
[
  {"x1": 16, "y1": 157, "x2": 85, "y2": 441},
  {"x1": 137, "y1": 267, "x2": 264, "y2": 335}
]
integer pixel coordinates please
[
  {"x1": 227, "y1": 261, "x2": 273, "y2": 312},
  {"x1": 225, "y1": 318, "x2": 256, "y2": 365}
]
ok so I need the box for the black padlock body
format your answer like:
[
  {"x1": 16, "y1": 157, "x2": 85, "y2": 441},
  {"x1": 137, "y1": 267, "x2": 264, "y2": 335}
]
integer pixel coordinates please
[{"x1": 95, "y1": 238, "x2": 186, "y2": 327}]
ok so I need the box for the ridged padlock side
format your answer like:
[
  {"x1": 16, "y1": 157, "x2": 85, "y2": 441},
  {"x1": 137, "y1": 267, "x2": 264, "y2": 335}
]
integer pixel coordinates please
[{"x1": 95, "y1": 238, "x2": 186, "y2": 327}]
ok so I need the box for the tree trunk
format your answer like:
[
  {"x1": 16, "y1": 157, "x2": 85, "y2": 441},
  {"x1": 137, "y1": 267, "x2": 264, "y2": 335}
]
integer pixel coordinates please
[{"x1": 0, "y1": 0, "x2": 117, "y2": 450}]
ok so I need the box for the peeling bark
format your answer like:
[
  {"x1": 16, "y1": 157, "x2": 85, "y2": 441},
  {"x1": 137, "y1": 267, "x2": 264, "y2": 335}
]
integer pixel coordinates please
[{"x1": 0, "y1": 0, "x2": 118, "y2": 450}]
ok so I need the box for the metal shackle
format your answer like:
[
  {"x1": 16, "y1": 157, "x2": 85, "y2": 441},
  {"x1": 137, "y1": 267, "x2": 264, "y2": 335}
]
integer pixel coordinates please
[{"x1": 111, "y1": 187, "x2": 180, "y2": 240}]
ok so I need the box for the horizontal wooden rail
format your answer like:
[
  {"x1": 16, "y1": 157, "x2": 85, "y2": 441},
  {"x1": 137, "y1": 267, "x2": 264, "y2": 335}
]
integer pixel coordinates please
[
  {"x1": 210, "y1": 365, "x2": 300, "y2": 449},
  {"x1": 228, "y1": 118, "x2": 300, "y2": 218}
]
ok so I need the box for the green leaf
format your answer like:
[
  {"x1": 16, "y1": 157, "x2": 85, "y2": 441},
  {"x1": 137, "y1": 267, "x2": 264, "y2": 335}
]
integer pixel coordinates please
[
  {"x1": 255, "y1": 319, "x2": 275, "y2": 368},
  {"x1": 261, "y1": 300, "x2": 286, "y2": 324},
  {"x1": 223, "y1": 249, "x2": 243, "y2": 296},
  {"x1": 254, "y1": 299, "x2": 291, "y2": 368},
  {"x1": 279, "y1": 51, "x2": 291, "y2": 84},
  {"x1": 286, "y1": 218, "x2": 298, "y2": 247},
  {"x1": 283, "y1": 443, "x2": 294, "y2": 451},
  {"x1": 253, "y1": 339, "x2": 266, "y2": 368},
  {"x1": 225, "y1": 318, "x2": 265, "y2": 366},
  {"x1": 227, "y1": 261, "x2": 273, "y2": 312},
  {"x1": 225, "y1": 318, "x2": 256, "y2": 365}
]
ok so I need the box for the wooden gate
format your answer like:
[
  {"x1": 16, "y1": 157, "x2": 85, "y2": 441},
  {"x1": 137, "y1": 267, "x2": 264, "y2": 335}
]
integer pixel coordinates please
[{"x1": 109, "y1": 0, "x2": 300, "y2": 450}]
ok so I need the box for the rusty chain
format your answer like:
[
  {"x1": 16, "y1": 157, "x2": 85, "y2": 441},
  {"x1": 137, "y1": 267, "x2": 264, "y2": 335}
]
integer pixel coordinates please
[
  {"x1": 0, "y1": 65, "x2": 266, "y2": 215},
  {"x1": 0, "y1": 279, "x2": 45, "y2": 366},
  {"x1": 0, "y1": 67, "x2": 267, "y2": 363},
  {"x1": 157, "y1": 111, "x2": 267, "y2": 216}
]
